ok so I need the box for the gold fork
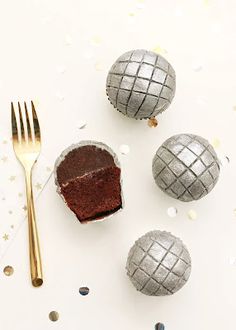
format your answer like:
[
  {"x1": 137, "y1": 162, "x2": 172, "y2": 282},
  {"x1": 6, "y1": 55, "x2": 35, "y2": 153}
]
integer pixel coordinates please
[{"x1": 11, "y1": 101, "x2": 43, "y2": 287}]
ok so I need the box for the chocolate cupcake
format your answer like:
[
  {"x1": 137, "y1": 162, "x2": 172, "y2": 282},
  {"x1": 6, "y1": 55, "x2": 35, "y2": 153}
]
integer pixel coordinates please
[{"x1": 55, "y1": 141, "x2": 123, "y2": 223}]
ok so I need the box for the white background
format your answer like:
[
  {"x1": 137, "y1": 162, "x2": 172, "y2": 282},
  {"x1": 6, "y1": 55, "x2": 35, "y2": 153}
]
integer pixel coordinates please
[{"x1": 0, "y1": 0, "x2": 236, "y2": 329}]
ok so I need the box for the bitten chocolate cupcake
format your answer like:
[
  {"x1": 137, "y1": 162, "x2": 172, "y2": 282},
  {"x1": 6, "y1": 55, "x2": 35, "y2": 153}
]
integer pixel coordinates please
[{"x1": 54, "y1": 141, "x2": 123, "y2": 223}]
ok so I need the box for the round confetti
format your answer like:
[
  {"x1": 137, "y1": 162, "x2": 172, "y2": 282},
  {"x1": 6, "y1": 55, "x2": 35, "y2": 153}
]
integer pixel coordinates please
[
  {"x1": 79, "y1": 287, "x2": 90, "y2": 296},
  {"x1": 167, "y1": 207, "x2": 177, "y2": 218},
  {"x1": 119, "y1": 144, "x2": 130, "y2": 155},
  {"x1": 148, "y1": 117, "x2": 158, "y2": 128},
  {"x1": 187, "y1": 209, "x2": 197, "y2": 220},
  {"x1": 3, "y1": 265, "x2": 14, "y2": 276},
  {"x1": 49, "y1": 311, "x2": 59, "y2": 322}
]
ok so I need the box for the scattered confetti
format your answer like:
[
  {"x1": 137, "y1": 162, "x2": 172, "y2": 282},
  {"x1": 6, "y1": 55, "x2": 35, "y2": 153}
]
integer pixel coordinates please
[
  {"x1": 77, "y1": 120, "x2": 87, "y2": 129},
  {"x1": 65, "y1": 34, "x2": 72, "y2": 45},
  {"x1": 94, "y1": 61, "x2": 103, "y2": 71},
  {"x1": 211, "y1": 138, "x2": 221, "y2": 149},
  {"x1": 49, "y1": 311, "x2": 59, "y2": 322},
  {"x1": 119, "y1": 144, "x2": 130, "y2": 155},
  {"x1": 56, "y1": 65, "x2": 66, "y2": 74},
  {"x1": 35, "y1": 183, "x2": 42, "y2": 190},
  {"x1": 152, "y1": 45, "x2": 168, "y2": 56},
  {"x1": 90, "y1": 35, "x2": 102, "y2": 46},
  {"x1": 2, "y1": 234, "x2": 9, "y2": 241},
  {"x1": 167, "y1": 207, "x2": 178, "y2": 218},
  {"x1": 148, "y1": 117, "x2": 158, "y2": 127},
  {"x1": 1, "y1": 156, "x2": 8, "y2": 162},
  {"x1": 229, "y1": 256, "x2": 236, "y2": 266},
  {"x1": 79, "y1": 287, "x2": 90, "y2": 296},
  {"x1": 187, "y1": 210, "x2": 197, "y2": 220},
  {"x1": 3, "y1": 265, "x2": 14, "y2": 276},
  {"x1": 219, "y1": 155, "x2": 230, "y2": 166},
  {"x1": 192, "y1": 62, "x2": 203, "y2": 72},
  {"x1": 55, "y1": 92, "x2": 65, "y2": 101}
]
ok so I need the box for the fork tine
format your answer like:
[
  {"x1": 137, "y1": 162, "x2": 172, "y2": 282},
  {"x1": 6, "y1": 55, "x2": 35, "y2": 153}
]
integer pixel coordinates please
[
  {"x1": 31, "y1": 101, "x2": 40, "y2": 142},
  {"x1": 11, "y1": 102, "x2": 18, "y2": 142},
  {"x1": 18, "y1": 102, "x2": 26, "y2": 142},
  {"x1": 24, "y1": 102, "x2": 32, "y2": 141}
]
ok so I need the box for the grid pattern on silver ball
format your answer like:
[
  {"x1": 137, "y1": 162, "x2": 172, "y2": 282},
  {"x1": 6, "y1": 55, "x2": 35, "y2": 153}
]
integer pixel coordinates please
[
  {"x1": 106, "y1": 49, "x2": 176, "y2": 119},
  {"x1": 152, "y1": 134, "x2": 220, "y2": 202},
  {"x1": 126, "y1": 231, "x2": 191, "y2": 296}
]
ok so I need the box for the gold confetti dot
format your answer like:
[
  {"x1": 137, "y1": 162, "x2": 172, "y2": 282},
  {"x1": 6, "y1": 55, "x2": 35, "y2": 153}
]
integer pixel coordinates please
[
  {"x1": 148, "y1": 117, "x2": 158, "y2": 128},
  {"x1": 187, "y1": 210, "x2": 197, "y2": 220},
  {"x1": 152, "y1": 45, "x2": 167, "y2": 55},
  {"x1": 9, "y1": 176, "x2": 16, "y2": 182},
  {"x1": 211, "y1": 138, "x2": 221, "y2": 149},
  {"x1": 3, "y1": 265, "x2": 14, "y2": 276},
  {"x1": 49, "y1": 311, "x2": 59, "y2": 322},
  {"x1": 35, "y1": 183, "x2": 42, "y2": 190},
  {"x1": 90, "y1": 35, "x2": 102, "y2": 46},
  {"x1": 95, "y1": 62, "x2": 103, "y2": 71},
  {"x1": 3, "y1": 234, "x2": 9, "y2": 241}
]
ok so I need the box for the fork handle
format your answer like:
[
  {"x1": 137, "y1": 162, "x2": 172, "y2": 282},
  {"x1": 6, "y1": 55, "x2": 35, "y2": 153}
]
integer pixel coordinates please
[{"x1": 25, "y1": 169, "x2": 43, "y2": 287}]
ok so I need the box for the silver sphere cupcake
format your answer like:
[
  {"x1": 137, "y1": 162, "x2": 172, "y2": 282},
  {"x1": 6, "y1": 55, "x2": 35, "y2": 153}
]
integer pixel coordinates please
[
  {"x1": 152, "y1": 134, "x2": 220, "y2": 202},
  {"x1": 106, "y1": 49, "x2": 176, "y2": 120},
  {"x1": 126, "y1": 230, "x2": 191, "y2": 296}
]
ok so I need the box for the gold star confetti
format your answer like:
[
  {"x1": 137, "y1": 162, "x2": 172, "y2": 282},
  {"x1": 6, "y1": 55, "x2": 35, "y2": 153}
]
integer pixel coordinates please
[
  {"x1": 152, "y1": 45, "x2": 168, "y2": 56},
  {"x1": 23, "y1": 205, "x2": 27, "y2": 211},
  {"x1": 9, "y1": 175, "x2": 16, "y2": 182},
  {"x1": 95, "y1": 61, "x2": 103, "y2": 71},
  {"x1": 90, "y1": 35, "x2": 102, "y2": 46},
  {"x1": 3, "y1": 234, "x2": 9, "y2": 241},
  {"x1": 187, "y1": 210, "x2": 197, "y2": 220},
  {"x1": 3, "y1": 265, "x2": 14, "y2": 276},
  {"x1": 211, "y1": 138, "x2": 221, "y2": 149},
  {"x1": 35, "y1": 183, "x2": 42, "y2": 190},
  {"x1": 1, "y1": 156, "x2": 8, "y2": 162}
]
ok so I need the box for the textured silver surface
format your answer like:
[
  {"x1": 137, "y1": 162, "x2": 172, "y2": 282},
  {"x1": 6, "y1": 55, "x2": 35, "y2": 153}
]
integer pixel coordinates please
[
  {"x1": 152, "y1": 134, "x2": 220, "y2": 202},
  {"x1": 106, "y1": 49, "x2": 176, "y2": 119},
  {"x1": 126, "y1": 230, "x2": 191, "y2": 296},
  {"x1": 54, "y1": 140, "x2": 124, "y2": 223}
]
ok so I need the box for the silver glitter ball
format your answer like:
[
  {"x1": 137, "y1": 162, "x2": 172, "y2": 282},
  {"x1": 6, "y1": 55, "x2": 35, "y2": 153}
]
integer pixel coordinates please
[
  {"x1": 152, "y1": 134, "x2": 220, "y2": 202},
  {"x1": 106, "y1": 49, "x2": 176, "y2": 120},
  {"x1": 126, "y1": 230, "x2": 191, "y2": 296}
]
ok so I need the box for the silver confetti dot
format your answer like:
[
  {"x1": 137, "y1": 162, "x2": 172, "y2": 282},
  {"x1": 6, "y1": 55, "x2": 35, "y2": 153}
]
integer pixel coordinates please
[
  {"x1": 77, "y1": 120, "x2": 87, "y2": 129},
  {"x1": 167, "y1": 207, "x2": 177, "y2": 218},
  {"x1": 119, "y1": 144, "x2": 130, "y2": 155}
]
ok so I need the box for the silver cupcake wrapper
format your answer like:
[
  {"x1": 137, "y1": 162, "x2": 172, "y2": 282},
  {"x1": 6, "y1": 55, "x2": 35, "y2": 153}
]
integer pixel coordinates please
[{"x1": 54, "y1": 140, "x2": 124, "y2": 224}]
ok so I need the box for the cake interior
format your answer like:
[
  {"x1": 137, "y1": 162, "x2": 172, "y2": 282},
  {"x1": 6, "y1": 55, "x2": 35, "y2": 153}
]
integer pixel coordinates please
[{"x1": 57, "y1": 145, "x2": 122, "y2": 222}]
